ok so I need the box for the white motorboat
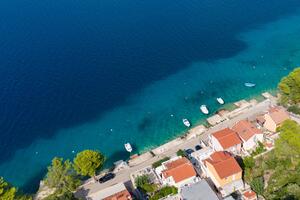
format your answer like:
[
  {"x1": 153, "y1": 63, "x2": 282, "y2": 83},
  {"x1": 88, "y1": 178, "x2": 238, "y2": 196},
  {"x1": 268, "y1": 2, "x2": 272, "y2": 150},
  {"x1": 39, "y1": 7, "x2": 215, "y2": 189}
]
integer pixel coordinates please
[
  {"x1": 216, "y1": 97, "x2": 224, "y2": 105},
  {"x1": 200, "y1": 105, "x2": 209, "y2": 114},
  {"x1": 182, "y1": 118, "x2": 191, "y2": 127},
  {"x1": 124, "y1": 143, "x2": 133, "y2": 153},
  {"x1": 244, "y1": 82, "x2": 256, "y2": 87}
]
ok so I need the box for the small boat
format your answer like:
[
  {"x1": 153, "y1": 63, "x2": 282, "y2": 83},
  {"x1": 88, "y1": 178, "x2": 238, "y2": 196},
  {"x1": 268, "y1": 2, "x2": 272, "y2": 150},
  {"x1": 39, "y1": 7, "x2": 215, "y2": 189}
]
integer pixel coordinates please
[
  {"x1": 124, "y1": 143, "x2": 133, "y2": 153},
  {"x1": 244, "y1": 82, "x2": 256, "y2": 87},
  {"x1": 216, "y1": 97, "x2": 224, "y2": 105},
  {"x1": 200, "y1": 105, "x2": 209, "y2": 114},
  {"x1": 182, "y1": 119, "x2": 191, "y2": 127}
]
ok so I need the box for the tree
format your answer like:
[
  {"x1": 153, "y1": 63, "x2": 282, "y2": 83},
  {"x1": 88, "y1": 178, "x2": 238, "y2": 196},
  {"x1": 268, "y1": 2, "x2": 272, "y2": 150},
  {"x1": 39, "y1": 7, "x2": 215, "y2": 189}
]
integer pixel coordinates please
[
  {"x1": 0, "y1": 177, "x2": 32, "y2": 200},
  {"x1": 135, "y1": 175, "x2": 156, "y2": 194},
  {"x1": 44, "y1": 157, "x2": 81, "y2": 194},
  {"x1": 275, "y1": 120, "x2": 300, "y2": 165},
  {"x1": 250, "y1": 177, "x2": 264, "y2": 195},
  {"x1": 44, "y1": 190, "x2": 79, "y2": 200},
  {"x1": 73, "y1": 150, "x2": 105, "y2": 179},
  {"x1": 0, "y1": 177, "x2": 16, "y2": 200},
  {"x1": 243, "y1": 156, "x2": 255, "y2": 169},
  {"x1": 278, "y1": 67, "x2": 300, "y2": 105},
  {"x1": 176, "y1": 149, "x2": 185, "y2": 157}
]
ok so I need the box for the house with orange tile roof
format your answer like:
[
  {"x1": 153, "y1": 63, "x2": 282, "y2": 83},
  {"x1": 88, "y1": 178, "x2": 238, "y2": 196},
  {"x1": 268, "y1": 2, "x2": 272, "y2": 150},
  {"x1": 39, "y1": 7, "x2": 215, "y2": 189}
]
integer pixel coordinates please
[
  {"x1": 203, "y1": 151, "x2": 244, "y2": 197},
  {"x1": 242, "y1": 190, "x2": 257, "y2": 200},
  {"x1": 210, "y1": 128, "x2": 242, "y2": 154},
  {"x1": 264, "y1": 106, "x2": 289, "y2": 132},
  {"x1": 88, "y1": 182, "x2": 132, "y2": 200},
  {"x1": 155, "y1": 156, "x2": 198, "y2": 188},
  {"x1": 232, "y1": 120, "x2": 264, "y2": 151}
]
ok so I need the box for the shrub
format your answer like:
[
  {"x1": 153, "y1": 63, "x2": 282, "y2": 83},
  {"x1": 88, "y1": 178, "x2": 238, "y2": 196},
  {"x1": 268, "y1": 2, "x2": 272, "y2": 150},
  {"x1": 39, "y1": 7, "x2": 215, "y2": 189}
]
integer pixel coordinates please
[
  {"x1": 250, "y1": 177, "x2": 264, "y2": 195},
  {"x1": 288, "y1": 105, "x2": 300, "y2": 115},
  {"x1": 243, "y1": 156, "x2": 255, "y2": 169},
  {"x1": 135, "y1": 175, "x2": 157, "y2": 194},
  {"x1": 176, "y1": 149, "x2": 185, "y2": 157},
  {"x1": 150, "y1": 186, "x2": 178, "y2": 200},
  {"x1": 251, "y1": 142, "x2": 266, "y2": 156},
  {"x1": 152, "y1": 157, "x2": 170, "y2": 168}
]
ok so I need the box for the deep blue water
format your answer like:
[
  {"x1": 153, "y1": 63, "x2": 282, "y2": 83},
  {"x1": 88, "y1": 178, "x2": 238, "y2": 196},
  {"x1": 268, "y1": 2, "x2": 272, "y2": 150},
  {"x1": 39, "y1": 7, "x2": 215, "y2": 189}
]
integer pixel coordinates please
[{"x1": 1, "y1": 0, "x2": 300, "y2": 192}]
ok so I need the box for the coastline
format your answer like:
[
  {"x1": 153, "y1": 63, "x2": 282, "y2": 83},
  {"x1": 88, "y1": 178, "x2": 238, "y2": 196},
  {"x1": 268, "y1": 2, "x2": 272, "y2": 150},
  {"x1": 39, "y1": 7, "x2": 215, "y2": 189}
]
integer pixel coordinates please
[
  {"x1": 73, "y1": 91, "x2": 276, "y2": 199},
  {"x1": 129, "y1": 88, "x2": 278, "y2": 158}
]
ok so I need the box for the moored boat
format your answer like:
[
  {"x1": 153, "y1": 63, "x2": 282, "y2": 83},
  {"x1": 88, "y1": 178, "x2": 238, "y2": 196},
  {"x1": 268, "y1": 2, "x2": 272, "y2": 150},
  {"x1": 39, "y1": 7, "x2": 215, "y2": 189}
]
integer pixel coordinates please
[
  {"x1": 216, "y1": 97, "x2": 224, "y2": 105},
  {"x1": 124, "y1": 143, "x2": 133, "y2": 153},
  {"x1": 200, "y1": 105, "x2": 209, "y2": 114},
  {"x1": 182, "y1": 118, "x2": 191, "y2": 127},
  {"x1": 244, "y1": 82, "x2": 256, "y2": 87}
]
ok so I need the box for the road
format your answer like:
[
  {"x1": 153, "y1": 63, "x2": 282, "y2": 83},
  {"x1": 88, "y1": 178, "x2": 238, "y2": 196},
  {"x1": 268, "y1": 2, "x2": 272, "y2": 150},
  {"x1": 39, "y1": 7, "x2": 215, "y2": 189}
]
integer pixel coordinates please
[{"x1": 76, "y1": 99, "x2": 272, "y2": 199}]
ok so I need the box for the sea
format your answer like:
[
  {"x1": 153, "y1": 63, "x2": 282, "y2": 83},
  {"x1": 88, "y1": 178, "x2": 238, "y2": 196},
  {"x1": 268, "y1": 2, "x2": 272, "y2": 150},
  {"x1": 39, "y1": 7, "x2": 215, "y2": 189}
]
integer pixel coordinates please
[{"x1": 1, "y1": 0, "x2": 300, "y2": 192}]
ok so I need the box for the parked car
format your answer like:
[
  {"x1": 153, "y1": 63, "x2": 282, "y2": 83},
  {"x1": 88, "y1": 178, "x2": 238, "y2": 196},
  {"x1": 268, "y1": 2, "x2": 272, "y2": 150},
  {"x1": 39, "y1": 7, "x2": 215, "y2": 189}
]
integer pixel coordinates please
[
  {"x1": 195, "y1": 145, "x2": 202, "y2": 151},
  {"x1": 185, "y1": 148, "x2": 194, "y2": 155},
  {"x1": 98, "y1": 172, "x2": 115, "y2": 183}
]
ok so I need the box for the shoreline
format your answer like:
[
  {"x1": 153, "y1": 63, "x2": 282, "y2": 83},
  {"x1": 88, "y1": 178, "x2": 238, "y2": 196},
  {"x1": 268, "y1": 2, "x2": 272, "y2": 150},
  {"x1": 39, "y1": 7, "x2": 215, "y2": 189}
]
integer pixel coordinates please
[
  {"x1": 126, "y1": 88, "x2": 277, "y2": 160},
  {"x1": 70, "y1": 91, "x2": 276, "y2": 200}
]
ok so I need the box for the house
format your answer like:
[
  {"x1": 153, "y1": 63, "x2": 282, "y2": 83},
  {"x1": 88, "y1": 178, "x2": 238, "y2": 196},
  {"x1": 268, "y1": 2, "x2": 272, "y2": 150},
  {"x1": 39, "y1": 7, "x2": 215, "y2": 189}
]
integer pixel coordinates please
[
  {"x1": 87, "y1": 182, "x2": 132, "y2": 200},
  {"x1": 155, "y1": 157, "x2": 198, "y2": 188},
  {"x1": 204, "y1": 151, "x2": 244, "y2": 197},
  {"x1": 242, "y1": 190, "x2": 257, "y2": 200},
  {"x1": 180, "y1": 179, "x2": 219, "y2": 200},
  {"x1": 190, "y1": 147, "x2": 214, "y2": 176},
  {"x1": 264, "y1": 107, "x2": 289, "y2": 132},
  {"x1": 210, "y1": 128, "x2": 242, "y2": 154},
  {"x1": 232, "y1": 120, "x2": 264, "y2": 151}
]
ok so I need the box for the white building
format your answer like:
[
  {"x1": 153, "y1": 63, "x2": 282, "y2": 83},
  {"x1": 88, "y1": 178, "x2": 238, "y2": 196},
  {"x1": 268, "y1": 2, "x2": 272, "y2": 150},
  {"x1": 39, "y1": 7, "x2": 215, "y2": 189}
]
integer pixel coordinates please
[{"x1": 155, "y1": 156, "x2": 198, "y2": 188}]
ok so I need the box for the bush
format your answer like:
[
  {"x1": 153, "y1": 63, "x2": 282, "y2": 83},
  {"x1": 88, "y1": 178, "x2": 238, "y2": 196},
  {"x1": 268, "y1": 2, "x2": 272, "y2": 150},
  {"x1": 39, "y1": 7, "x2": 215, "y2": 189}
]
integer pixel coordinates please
[
  {"x1": 152, "y1": 157, "x2": 170, "y2": 168},
  {"x1": 135, "y1": 175, "x2": 157, "y2": 193},
  {"x1": 176, "y1": 149, "x2": 186, "y2": 157},
  {"x1": 288, "y1": 105, "x2": 300, "y2": 115},
  {"x1": 250, "y1": 177, "x2": 264, "y2": 195},
  {"x1": 243, "y1": 156, "x2": 255, "y2": 169},
  {"x1": 150, "y1": 186, "x2": 178, "y2": 200},
  {"x1": 251, "y1": 142, "x2": 266, "y2": 157}
]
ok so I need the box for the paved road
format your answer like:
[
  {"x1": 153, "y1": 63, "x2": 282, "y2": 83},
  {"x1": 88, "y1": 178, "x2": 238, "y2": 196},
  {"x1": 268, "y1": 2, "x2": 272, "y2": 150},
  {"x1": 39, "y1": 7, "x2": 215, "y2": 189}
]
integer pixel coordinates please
[{"x1": 76, "y1": 99, "x2": 272, "y2": 199}]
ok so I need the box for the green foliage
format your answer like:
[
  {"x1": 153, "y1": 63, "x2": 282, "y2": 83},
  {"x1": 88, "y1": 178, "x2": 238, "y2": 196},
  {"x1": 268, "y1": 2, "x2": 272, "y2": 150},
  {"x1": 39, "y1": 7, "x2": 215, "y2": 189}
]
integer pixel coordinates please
[
  {"x1": 278, "y1": 67, "x2": 300, "y2": 105},
  {"x1": 150, "y1": 186, "x2": 178, "y2": 200},
  {"x1": 176, "y1": 149, "x2": 186, "y2": 157},
  {"x1": 44, "y1": 157, "x2": 81, "y2": 194},
  {"x1": 73, "y1": 150, "x2": 105, "y2": 178},
  {"x1": 243, "y1": 120, "x2": 300, "y2": 199},
  {"x1": 251, "y1": 141, "x2": 266, "y2": 157},
  {"x1": 135, "y1": 175, "x2": 150, "y2": 188},
  {"x1": 250, "y1": 177, "x2": 264, "y2": 195},
  {"x1": 275, "y1": 120, "x2": 300, "y2": 164},
  {"x1": 44, "y1": 190, "x2": 79, "y2": 200},
  {"x1": 152, "y1": 157, "x2": 170, "y2": 168},
  {"x1": 135, "y1": 175, "x2": 156, "y2": 193},
  {"x1": 0, "y1": 177, "x2": 16, "y2": 200},
  {"x1": 243, "y1": 156, "x2": 255, "y2": 169},
  {"x1": 288, "y1": 105, "x2": 300, "y2": 115},
  {"x1": 0, "y1": 177, "x2": 32, "y2": 200}
]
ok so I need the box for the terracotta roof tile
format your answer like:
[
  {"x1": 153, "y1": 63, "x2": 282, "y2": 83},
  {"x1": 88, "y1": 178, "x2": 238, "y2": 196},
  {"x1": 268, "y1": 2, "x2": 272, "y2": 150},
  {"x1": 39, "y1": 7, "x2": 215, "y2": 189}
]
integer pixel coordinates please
[
  {"x1": 268, "y1": 107, "x2": 289, "y2": 125},
  {"x1": 212, "y1": 128, "x2": 242, "y2": 149},
  {"x1": 243, "y1": 190, "x2": 257, "y2": 199},
  {"x1": 232, "y1": 120, "x2": 262, "y2": 141},
  {"x1": 162, "y1": 157, "x2": 196, "y2": 183},
  {"x1": 104, "y1": 190, "x2": 132, "y2": 200},
  {"x1": 205, "y1": 151, "x2": 242, "y2": 179}
]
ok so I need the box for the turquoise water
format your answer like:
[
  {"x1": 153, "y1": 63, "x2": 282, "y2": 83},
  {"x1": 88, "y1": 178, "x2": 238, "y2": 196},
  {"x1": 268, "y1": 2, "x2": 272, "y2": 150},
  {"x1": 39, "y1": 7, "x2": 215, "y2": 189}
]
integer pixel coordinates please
[{"x1": 1, "y1": 1, "x2": 300, "y2": 192}]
